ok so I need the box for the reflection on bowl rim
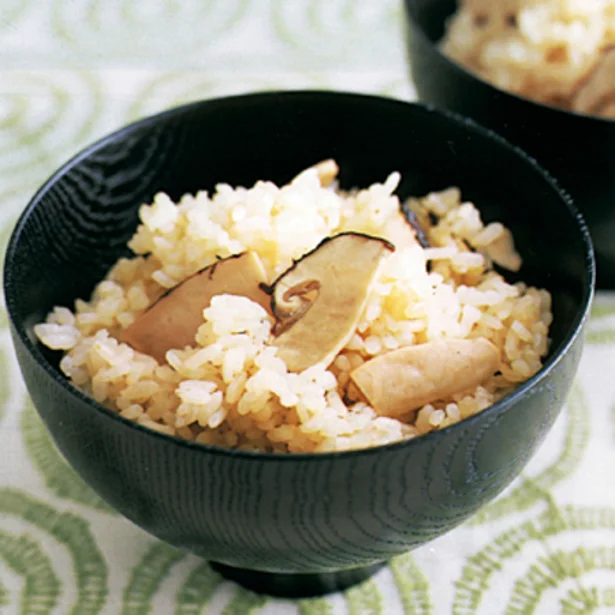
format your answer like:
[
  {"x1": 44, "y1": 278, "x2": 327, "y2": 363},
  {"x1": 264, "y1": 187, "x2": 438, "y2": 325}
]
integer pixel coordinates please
[
  {"x1": 3, "y1": 90, "x2": 596, "y2": 462},
  {"x1": 403, "y1": 0, "x2": 615, "y2": 125}
]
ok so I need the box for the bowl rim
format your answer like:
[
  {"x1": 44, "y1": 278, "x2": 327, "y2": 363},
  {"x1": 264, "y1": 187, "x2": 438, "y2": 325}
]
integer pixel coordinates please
[
  {"x1": 4, "y1": 89, "x2": 596, "y2": 462},
  {"x1": 403, "y1": 0, "x2": 615, "y2": 126}
]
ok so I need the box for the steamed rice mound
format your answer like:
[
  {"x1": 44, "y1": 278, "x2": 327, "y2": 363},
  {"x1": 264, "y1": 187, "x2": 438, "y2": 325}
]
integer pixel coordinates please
[
  {"x1": 442, "y1": 0, "x2": 615, "y2": 118},
  {"x1": 35, "y1": 164, "x2": 552, "y2": 453}
]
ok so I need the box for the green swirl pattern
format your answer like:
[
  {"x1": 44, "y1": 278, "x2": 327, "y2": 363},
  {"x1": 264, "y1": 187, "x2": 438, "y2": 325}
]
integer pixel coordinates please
[
  {"x1": 507, "y1": 546, "x2": 615, "y2": 614},
  {"x1": 121, "y1": 543, "x2": 185, "y2": 615},
  {"x1": 0, "y1": 71, "x2": 104, "y2": 223},
  {"x1": 561, "y1": 585, "x2": 615, "y2": 614},
  {"x1": 126, "y1": 72, "x2": 328, "y2": 123},
  {"x1": 346, "y1": 578, "x2": 382, "y2": 615},
  {"x1": 0, "y1": 0, "x2": 31, "y2": 32},
  {"x1": 126, "y1": 72, "x2": 414, "y2": 124},
  {"x1": 174, "y1": 563, "x2": 221, "y2": 614},
  {"x1": 272, "y1": 0, "x2": 401, "y2": 61},
  {"x1": 221, "y1": 588, "x2": 267, "y2": 615},
  {"x1": 0, "y1": 530, "x2": 60, "y2": 615},
  {"x1": 298, "y1": 596, "x2": 333, "y2": 615},
  {"x1": 0, "y1": 72, "x2": 103, "y2": 169},
  {"x1": 51, "y1": 0, "x2": 249, "y2": 60},
  {"x1": 0, "y1": 490, "x2": 108, "y2": 614},
  {"x1": 390, "y1": 554, "x2": 433, "y2": 614},
  {"x1": 453, "y1": 506, "x2": 615, "y2": 614}
]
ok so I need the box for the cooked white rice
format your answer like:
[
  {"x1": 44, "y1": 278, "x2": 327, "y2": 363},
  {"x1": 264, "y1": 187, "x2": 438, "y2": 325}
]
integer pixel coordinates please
[
  {"x1": 441, "y1": 0, "x2": 615, "y2": 118},
  {"x1": 35, "y1": 163, "x2": 552, "y2": 453}
]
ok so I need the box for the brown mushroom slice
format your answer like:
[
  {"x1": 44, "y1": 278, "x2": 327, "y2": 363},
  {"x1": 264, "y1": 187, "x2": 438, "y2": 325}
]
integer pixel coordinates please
[
  {"x1": 572, "y1": 47, "x2": 615, "y2": 117},
  {"x1": 121, "y1": 252, "x2": 271, "y2": 363},
  {"x1": 350, "y1": 338, "x2": 500, "y2": 417},
  {"x1": 269, "y1": 233, "x2": 395, "y2": 372}
]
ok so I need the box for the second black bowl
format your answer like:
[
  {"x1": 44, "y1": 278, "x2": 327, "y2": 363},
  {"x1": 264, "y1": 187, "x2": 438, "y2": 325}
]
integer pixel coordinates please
[{"x1": 405, "y1": 0, "x2": 615, "y2": 287}]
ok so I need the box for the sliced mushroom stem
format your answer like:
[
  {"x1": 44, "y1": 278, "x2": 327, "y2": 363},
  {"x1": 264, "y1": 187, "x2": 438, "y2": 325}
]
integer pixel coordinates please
[
  {"x1": 121, "y1": 252, "x2": 271, "y2": 363},
  {"x1": 350, "y1": 338, "x2": 500, "y2": 417}
]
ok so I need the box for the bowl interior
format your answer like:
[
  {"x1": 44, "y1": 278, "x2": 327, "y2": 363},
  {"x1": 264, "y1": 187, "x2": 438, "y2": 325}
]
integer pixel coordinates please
[{"x1": 5, "y1": 91, "x2": 592, "y2": 396}]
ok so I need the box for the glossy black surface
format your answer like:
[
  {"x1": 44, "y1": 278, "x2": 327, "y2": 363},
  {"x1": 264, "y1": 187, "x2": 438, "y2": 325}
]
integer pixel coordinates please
[
  {"x1": 4, "y1": 92, "x2": 594, "y2": 597},
  {"x1": 405, "y1": 0, "x2": 615, "y2": 287},
  {"x1": 210, "y1": 561, "x2": 386, "y2": 598}
]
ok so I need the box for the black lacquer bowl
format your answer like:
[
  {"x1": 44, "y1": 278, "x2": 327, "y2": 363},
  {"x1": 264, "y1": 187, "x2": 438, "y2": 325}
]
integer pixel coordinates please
[
  {"x1": 405, "y1": 0, "x2": 615, "y2": 288},
  {"x1": 4, "y1": 91, "x2": 594, "y2": 597}
]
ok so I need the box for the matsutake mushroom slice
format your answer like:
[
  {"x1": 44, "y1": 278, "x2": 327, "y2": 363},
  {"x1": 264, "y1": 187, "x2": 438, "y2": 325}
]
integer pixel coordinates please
[
  {"x1": 268, "y1": 233, "x2": 395, "y2": 372},
  {"x1": 121, "y1": 252, "x2": 271, "y2": 363},
  {"x1": 572, "y1": 47, "x2": 615, "y2": 118},
  {"x1": 350, "y1": 338, "x2": 500, "y2": 417}
]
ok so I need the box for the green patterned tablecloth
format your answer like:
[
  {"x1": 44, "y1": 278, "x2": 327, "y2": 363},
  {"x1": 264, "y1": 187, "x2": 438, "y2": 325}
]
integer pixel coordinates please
[{"x1": 1, "y1": 2, "x2": 614, "y2": 613}]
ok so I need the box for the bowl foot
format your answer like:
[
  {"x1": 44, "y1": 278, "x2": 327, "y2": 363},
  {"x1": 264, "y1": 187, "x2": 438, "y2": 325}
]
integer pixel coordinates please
[{"x1": 210, "y1": 560, "x2": 386, "y2": 598}]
